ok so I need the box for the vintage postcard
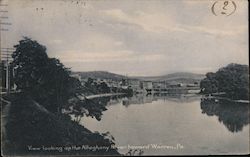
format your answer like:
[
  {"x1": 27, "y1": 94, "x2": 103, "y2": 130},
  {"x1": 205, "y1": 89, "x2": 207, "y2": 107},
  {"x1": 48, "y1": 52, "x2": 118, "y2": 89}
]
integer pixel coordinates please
[{"x1": 0, "y1": 0, "x2": 249, "y2": 156}]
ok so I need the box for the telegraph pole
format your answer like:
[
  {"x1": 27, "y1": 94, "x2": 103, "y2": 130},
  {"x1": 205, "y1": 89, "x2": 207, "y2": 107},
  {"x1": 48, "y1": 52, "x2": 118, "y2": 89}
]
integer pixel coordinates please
[
  {"x1": 0, "y1": 1, "x2": 12, "y2": 94},
  {"x1": 1, "y1": 48, "x2": 14, "y2": 94}
]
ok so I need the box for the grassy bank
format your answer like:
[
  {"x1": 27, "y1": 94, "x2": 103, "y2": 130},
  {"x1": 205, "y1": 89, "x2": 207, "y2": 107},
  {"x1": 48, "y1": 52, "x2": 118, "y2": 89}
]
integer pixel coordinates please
[{"x1": 4, "y1": 93, "x2": 120, "y2": 156}]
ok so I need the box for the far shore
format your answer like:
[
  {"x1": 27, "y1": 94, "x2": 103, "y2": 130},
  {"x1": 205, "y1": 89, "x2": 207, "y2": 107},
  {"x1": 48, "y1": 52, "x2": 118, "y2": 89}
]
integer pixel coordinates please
[
  {"x1": 201, "y1": 95, "x2": 249, "y2": 104},
  {"x1": 85, "y1": 93, "x2": 126, "y2": 100}
]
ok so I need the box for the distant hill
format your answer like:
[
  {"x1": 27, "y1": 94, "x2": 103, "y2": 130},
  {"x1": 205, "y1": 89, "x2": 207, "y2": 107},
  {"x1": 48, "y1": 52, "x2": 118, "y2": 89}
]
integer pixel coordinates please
[
  {"x1": 134, "y1": 72, "x2": 205, "y2": 84},
  {"x1": 73, "y1": 71, "x2": 205, "y2": 84},
  {"x1": 73, "y1": 71, "x2": 130, "y2": 81}
]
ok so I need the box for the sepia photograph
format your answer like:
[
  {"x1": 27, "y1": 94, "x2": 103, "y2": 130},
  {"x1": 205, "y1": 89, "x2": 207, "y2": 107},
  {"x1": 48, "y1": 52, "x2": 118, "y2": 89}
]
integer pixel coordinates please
[{"x1": 0, "y1": 0, "x2": 249, "y2": 156}]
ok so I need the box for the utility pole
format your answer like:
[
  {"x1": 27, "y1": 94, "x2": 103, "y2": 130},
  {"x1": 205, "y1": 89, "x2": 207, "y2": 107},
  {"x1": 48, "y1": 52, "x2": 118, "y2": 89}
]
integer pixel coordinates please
[
  {"x1": 1, "y1": 48, "x2": 14, "y2": 94},
  {"x1": 0, "y1": 1, "x2": 12, "y2": 94}
]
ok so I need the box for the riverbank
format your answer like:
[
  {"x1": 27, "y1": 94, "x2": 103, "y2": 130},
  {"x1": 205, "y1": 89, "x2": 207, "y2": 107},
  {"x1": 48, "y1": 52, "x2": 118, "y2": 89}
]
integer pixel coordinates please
[
  {"x1": 85, "y1": 93, "x2": 125, "y2": 99},
  {"x1": 201, "y1": 95, "x2": 249, "y2": 104},
  {"x1": 3, "y1": 93, "x2": 120, "y2": 156},
  {"x1": 1, "y1": 97, "x2": 11, "y2": 155}
]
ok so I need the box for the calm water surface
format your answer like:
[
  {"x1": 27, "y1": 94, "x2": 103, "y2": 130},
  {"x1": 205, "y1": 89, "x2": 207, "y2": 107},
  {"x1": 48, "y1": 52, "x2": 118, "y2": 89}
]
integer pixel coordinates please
[{"x1": 79, "y1": 94, "x2": 249, "y2": 155}]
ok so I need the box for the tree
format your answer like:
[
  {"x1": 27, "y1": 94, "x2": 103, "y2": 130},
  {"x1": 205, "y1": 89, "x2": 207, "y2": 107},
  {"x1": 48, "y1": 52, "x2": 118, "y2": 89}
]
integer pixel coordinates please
[
  {"x1": 97, "y1": 82, "x2": 110, "y2": 93},
  {"x1": 40, "y1": 58, "x2": 73, "y2": 112},
  {"x1": 200, "y1": 72, "x2": 218, "y2": 94},
  {"x1": 12, "y1": 37, "x2": 48, "y2": 92},
  {"x1": 200, "y1": 63, "x2": 249, "y2": 100},
  {"x1": 11, "y1": 37, "x2": 115, "y2": 118},
  {"x1": 215, "y1": 63, "x2": 249, "y2": 100},
  {"x1": 12, "y1": 38, "x2": 73, "y2": 112}
]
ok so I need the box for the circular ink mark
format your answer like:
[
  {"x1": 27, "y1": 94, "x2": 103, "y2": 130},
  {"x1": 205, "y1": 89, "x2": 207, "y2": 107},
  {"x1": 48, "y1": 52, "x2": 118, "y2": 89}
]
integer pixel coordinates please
[{"x1": 211, "y1": 1, "x2": 236, "y2": 16}]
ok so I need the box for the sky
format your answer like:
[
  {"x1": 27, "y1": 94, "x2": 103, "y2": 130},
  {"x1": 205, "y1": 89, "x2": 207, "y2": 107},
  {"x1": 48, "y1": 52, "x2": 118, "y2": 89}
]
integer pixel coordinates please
[{"x1": 1, "y1": 0, "x2": 249, "y2": 76}]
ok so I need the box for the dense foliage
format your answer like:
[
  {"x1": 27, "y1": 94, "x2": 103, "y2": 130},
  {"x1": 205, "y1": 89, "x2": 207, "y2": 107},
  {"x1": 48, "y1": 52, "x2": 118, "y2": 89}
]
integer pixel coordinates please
[
  {"x1": 11, "y1": 37, "x2": 132, "y2": 118},
  {"x1": 5, "y1": 93, "x2": 119, "y2": 155},
  {"x1": 12, "y1": 38, "x2": 82, "y2": 112},
  {"x1": 200, "y1": 63, "x2": 249, "y2": 100},
  {"x1": 12, "y1": 37, "x2": 113, "y2": 118},
  {"x1": 6, "y1": 38, "x2": 121, "y2": 155},
  {"x1": 84, "y1": 78, "x2": 111, "y2": 94}
]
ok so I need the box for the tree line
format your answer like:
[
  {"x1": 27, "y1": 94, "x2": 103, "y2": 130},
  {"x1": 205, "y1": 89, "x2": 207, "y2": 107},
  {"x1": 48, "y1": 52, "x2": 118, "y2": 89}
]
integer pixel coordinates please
[
  {"x1": 12, "y1": 37, "x2": 84, "y2": 113},
  {"x1": 200, "y1": 63, "x2": 249, "y2": 100},
  {"x1": 11, "y1": 37, "x2": 122, "y2": 118},
  {"x1": 4, "y1": 37, "x2": 120, "y2": 155}
]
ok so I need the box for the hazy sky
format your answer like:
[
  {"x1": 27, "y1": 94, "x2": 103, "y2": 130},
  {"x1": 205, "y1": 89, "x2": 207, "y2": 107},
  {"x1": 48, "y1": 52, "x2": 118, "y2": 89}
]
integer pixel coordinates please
[{"x1": 1, "y1": 0, "x2": 249, "y2": 76}]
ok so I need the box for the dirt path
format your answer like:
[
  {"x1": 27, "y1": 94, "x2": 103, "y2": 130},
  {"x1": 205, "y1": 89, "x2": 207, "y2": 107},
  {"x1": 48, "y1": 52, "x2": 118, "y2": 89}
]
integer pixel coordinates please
[{"x1": 1, "y1": 98, "x2": 11, "y2": 155}]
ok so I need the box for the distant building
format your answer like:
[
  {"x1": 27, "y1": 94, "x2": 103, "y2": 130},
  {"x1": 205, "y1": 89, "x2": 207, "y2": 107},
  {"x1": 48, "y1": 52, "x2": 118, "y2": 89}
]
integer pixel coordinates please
[
  {"x1": 128, "y1": 80, "x2": 141, "y2": 92},
  {"x1": 167, "y1": 83, "x2": 183, "y2": 88},
  {"x1": 141, "y1": 81, "x2": 153, "y2": 90},
  {"x1": 152, "y1": 81, "x2": 166, "y2": 89},
  {"x1": 103, "y1": 79, "x2": 121, "y2": 88}
]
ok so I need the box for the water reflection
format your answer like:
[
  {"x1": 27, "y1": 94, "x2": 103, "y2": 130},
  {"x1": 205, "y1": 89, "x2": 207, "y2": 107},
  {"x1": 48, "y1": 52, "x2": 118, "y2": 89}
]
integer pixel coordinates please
[
  {"x1": 68, "y1": 94, "x2": 249, "y2": 134},
  {"x1": 79, "y1": 94, "x2": 250, "y2": 155},
  {"x1": 66, "y1": 95, "x2": 129, "y2": 121},
  {"x1": 67, "y1": 94, "x2": 201, "y2": 120},
  {"x1": 122, "y1": 94, "x2": 201, "y2": 107},
  {"x1": 200, "y1": 98, "x2": 250, "y2": 133}
]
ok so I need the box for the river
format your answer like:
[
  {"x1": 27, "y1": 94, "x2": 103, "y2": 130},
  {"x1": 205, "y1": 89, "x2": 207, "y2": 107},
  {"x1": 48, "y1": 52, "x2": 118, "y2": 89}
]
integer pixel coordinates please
[{"x1": 74, "y1": 94, "x2": 249, "y2": 155}]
